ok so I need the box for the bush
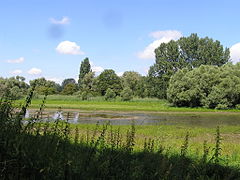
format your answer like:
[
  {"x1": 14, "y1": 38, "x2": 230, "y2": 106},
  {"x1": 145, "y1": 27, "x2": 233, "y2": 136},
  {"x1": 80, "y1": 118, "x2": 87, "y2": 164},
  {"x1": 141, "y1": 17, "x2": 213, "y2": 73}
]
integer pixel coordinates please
[
  {"x1": 0, "y1": 77, "x2": 29, "y2": 100},
  {"x1": 167, "y1": 64, "x2": 240, "y2": 109},
  {"x1": 215, "y1": 104, "x2": 228, "y2": 110},
  {"x1": 120, "y1": 87, "x2": 133, "y2": 101},
  {"x1": 104, "y1": 88, "x2": 116, "y2": 101},
  {"x1": 80, "y1": 91, "x2": 92, "y2": 100},
  {"x1": 61, "y1": 83, "x2": 78, "y2": 95},
  {"x1": 235, "y1": 104, "x2": 240, "y2": 109}
]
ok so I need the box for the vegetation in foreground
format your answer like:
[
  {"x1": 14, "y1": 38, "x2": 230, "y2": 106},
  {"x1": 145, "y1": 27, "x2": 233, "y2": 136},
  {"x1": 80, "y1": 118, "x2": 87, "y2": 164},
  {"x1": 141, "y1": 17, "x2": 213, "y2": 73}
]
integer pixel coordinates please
[{"x1": 1, "y1": 90, "x2": 240, "y2": 179}]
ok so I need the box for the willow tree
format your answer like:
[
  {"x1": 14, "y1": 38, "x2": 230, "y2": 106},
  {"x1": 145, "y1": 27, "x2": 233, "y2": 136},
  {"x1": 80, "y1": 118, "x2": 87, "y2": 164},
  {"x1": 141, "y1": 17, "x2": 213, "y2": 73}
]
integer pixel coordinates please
[{"x1": 148, "y1": 33, "x2": 230, "y2": 99}]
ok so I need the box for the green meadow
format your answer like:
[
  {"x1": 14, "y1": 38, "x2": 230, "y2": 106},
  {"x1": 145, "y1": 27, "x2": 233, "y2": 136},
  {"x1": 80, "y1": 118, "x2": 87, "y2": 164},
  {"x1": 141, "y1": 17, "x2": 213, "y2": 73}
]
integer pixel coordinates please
[
  {"x1": 69, "y1": 123, "x2": 240, "y2": 167},
  {"x1": 16, "y1": 95, "x2": 240, "y2": 112}
]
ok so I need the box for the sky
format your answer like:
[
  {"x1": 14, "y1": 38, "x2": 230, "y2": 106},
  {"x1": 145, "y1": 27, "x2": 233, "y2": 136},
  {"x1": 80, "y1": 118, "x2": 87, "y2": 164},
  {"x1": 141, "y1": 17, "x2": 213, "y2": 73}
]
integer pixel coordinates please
[{"x1": 0, "y1": 0, "x2": 240, "y2": 84}]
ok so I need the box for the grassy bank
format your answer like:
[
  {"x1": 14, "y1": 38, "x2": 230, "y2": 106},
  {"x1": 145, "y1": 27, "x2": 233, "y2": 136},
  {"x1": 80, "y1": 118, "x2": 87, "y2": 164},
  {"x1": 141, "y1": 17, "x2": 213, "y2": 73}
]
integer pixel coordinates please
[
  {"x1": 16, "y1": 95, "x2": 240, "y2": 112},
  {"x1": 1, "y1": 92, "x2": 238, "y2": 179},
  {"x1": 70, "y1": 123, "x2": 240, "y2": 167},
  {"x1": 1, "y1": 105, "x2": 240, "y2": 179}
]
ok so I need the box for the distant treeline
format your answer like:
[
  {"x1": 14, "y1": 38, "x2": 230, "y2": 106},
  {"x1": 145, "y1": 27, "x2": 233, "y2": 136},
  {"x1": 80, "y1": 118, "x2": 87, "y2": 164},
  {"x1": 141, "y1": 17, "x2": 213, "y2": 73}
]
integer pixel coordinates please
[{"x1": 2, "y1": 33, "x2": 240, "y2": 109}]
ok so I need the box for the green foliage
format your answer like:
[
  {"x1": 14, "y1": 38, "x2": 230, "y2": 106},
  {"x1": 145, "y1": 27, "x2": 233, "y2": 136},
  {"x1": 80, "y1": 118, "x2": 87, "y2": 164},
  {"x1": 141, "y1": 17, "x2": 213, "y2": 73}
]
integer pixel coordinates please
[
  {"x1": 120, "y1": 87, "x2": 133, "y2": 101},
  {"x1": 30, "y1": 77, "x2": 60, "y2": 95},
  {"x1": 61, "y1": 78, "x2": 76, "y2": 90},
  {"x1": 0, "y1": 76, "x2": 29, "y2": 100},
  {"x1": 104, "y1": 88, "x2": 116, "y2": 100},
  {"x1": 80, "y1": 90, "x2": 93, "y2": 100},
  {"x1": 135, "y1": 76, "x2": 149, "y2": 98},
  {"x1": 180, "y1": 132, "x2": 189, "y2": 157},
  {"x1": 211, "y1": 126, "x2": 222, "y2": 164},
  {"x1": 78, "y1": 57, "x2": 91, "y2": 87},
  {"x1": 121, "y1": 71, "x2": 142, "y2": 96},
  {"x1": 96, "y1": 69, "x2": 122, "y2": 95},
  {"x1": 81, "y1": 72, "x2": 95, "y2": 92},
  {"x1": 61, "y1": 83, "x2": 78, "y2": 95},
  {"x1": 148, "y1": 33, "x2": 230, "y2": 99},
  {"x1": 167, "y1": 64, "x2": 240, "y2": 109}
]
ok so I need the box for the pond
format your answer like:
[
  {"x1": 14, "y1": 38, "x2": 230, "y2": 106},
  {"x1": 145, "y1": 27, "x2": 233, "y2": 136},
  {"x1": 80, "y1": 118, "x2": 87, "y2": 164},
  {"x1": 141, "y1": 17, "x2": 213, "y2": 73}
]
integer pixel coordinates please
[{"x1": 24, "y1": 109, "x2": 240, "y2": 127}]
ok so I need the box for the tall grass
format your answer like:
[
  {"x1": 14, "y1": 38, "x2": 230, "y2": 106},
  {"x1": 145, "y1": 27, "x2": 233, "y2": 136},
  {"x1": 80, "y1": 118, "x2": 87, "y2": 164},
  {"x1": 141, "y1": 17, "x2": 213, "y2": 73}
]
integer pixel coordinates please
[{"x1": 1, "y1": 91, "x2": 240, "y2": 179}]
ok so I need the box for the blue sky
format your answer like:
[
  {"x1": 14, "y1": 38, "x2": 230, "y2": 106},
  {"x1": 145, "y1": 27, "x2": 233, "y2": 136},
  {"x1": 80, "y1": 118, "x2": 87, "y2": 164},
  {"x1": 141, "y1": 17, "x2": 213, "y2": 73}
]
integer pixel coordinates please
[{"x1": 1, "y1": 0, "x2": 240, "y2": 84}]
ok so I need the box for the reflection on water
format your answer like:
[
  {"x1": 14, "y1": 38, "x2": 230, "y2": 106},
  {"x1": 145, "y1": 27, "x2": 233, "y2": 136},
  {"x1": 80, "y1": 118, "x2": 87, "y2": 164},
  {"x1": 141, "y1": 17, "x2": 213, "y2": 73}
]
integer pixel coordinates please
[
  {"x1": 24, "y1": 110, "x2": 240, "y2": 127},
  {"x1": 73, "y1": 112, "x2": 79, "y2": 123},
  {"x1": 52, "y1": 111, "x2": 64, "y2": 120},
  {"x1": 24, "y1": 110, "x2": 30, "y2": 118}
]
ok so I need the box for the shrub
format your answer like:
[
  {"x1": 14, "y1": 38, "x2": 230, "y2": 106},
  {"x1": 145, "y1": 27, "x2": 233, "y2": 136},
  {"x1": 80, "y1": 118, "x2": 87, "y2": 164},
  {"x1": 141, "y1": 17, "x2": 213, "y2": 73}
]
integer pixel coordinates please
[
  {"x1": 167, "y1": 64, "x2": 240, "y2": 109},
  {"x1": 80, "y1": 91, "x2": 92, "y2": 100},
  {"x1": 120, "y1": 87, "x2": 133, "y2": 101},
  {"x1": 61, "y1": 83, "x2": 78, "y2": 95},
  {"x1": 104, "y1": 88, "x2": 116, "y2": 101}
]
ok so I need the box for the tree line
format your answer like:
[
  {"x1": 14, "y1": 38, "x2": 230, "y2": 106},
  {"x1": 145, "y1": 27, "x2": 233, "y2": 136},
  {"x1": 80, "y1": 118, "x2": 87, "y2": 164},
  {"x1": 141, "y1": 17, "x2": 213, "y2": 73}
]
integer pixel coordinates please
[{"x1": 1, "y1": 33, "x2": 239, "y2": 108}]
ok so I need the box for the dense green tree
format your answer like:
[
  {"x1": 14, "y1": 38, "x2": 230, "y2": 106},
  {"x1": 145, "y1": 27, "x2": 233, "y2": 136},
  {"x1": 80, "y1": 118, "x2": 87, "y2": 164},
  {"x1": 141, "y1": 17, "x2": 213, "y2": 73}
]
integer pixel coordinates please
[
  {"x1": 121, "y1": 71, "x2": 141, "y2": 96},
  {"x1": 16, "y1": 75, "x2": 26, "y2": 82},
  {"x1": 77, "y1": 72, "x2": 96, "y2": 100},
  {"x1": 0, "y1": 76, "x2": 29, "y2": 99},
  {"x1": 167, "y1": 64, "x2": 240, "y2": 109},
  {"x1": 104, "y1": 88, "x2": 116, "y2": 100},
  {"x1": 30, "y1": 78, "x2": 60, "y2": 95},
  {"x1": 96, "y1": 69, "x2": 122, "y2": 95},
  {"x1": 80, "y1": 91, "x2": 92, "y2": 100},
  {"x1": 61, "y1": 78, "x2": 76, "y2": 90},
  {"x1": 78, "y1": 57, "x2": 91, "y2": 87},
  {"x1": 61, "y1": 83, "x2": 78, "y2": 95},
  {"x1": 81, "y1": 72, "x2": 95, "y2": 92},
  {"x1": 135, "y1": 76, "x2": 149, "y2": 98},
  {"x1": 120, "y1": 87, "x2": 133, "y2": 101},
  {"x1": 148, "y1": 33, "x2": 230, "y2": 99}
]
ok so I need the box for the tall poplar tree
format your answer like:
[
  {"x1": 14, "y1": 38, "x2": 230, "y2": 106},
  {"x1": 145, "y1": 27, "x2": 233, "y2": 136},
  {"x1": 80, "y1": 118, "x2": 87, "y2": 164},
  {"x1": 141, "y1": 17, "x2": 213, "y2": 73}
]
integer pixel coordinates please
[{"x1": 78, "y1": 57, "x2": 91, "y2": 87}]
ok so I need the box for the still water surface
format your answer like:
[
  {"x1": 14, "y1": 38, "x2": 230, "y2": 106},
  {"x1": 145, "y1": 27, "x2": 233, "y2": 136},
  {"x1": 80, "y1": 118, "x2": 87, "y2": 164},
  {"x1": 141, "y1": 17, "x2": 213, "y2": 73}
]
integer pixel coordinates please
[{"x1": 25, "y1": 110, "x2": 240, "y2": 127}]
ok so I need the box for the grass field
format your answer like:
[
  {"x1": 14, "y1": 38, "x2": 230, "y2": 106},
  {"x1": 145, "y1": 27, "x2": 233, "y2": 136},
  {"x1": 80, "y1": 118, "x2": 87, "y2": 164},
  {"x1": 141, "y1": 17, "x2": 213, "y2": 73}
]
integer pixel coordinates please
[{"x1": 16, "y1": 95, "x2": 240, "y2": 112}]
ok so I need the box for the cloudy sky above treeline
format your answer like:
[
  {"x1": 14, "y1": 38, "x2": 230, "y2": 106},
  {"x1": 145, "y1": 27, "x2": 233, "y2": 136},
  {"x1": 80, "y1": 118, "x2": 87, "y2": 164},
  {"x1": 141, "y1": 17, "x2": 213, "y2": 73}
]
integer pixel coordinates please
[{"x1": 1, "y1": 0, "x2": 240, "y2": 83}]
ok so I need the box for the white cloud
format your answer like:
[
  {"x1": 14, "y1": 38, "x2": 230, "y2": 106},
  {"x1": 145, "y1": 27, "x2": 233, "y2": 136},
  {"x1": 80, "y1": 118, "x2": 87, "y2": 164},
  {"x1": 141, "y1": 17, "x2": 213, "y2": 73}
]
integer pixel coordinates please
[
  {"x1": 230, "y1": 43, "x2": 240, "y2": 64},
  {"x1": 46, "y1": 77, "x2": 62, "y2": 84},
  {"x1": 50, "y1": 16, "x2": 70, "y2": 25},
  {"x1": 137, "y1": 30, "x2": 183, "y2": 59},
  {"x1": 56, "y1": 41, "x2": 84, "y2": 55},
  {"x1": 117, "y1": 72, "x2": 124, "y2": 76},
  {"x1": 144, "y1": 68, "x2": 149, "y2": 74},
  {"x1": 10, "y1": 69, "x2": 22, "y2": 75},
  {"x1": 90, "y1": 61, "x2": 104, "y2": 73},
  {"x1": 149, "y1": 30, "x2": 182, "y2": 39},
  {"x1": 92, "y1": 66, "x2": 104, "y2": 73},
  {"x1": 27, "y1": 68, "x2": 42, "y2": 75},
  {"x1": 7, "y1": 57, "x2": 24, "y2": 63}
]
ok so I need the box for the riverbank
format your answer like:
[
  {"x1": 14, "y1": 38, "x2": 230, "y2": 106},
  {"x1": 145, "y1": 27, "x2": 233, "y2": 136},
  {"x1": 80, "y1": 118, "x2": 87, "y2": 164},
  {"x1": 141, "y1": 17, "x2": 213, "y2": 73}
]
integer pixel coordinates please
[{"x1": 16, "y1": 95, "x2": 240, "y2": 113}]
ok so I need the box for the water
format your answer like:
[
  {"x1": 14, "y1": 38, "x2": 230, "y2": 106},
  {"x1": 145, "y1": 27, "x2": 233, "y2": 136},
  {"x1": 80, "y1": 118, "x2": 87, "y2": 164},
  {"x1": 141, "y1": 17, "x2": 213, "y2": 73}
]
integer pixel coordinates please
[
  {"x1": 52, "y1": 111, "x2": 64, "y2": 120},
  {"x1": 24, "y1": 110, "x2": 30, "y2": 118},
  {"x1": 24, "y1": 110, "x2": 240, "y2": 127}
]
